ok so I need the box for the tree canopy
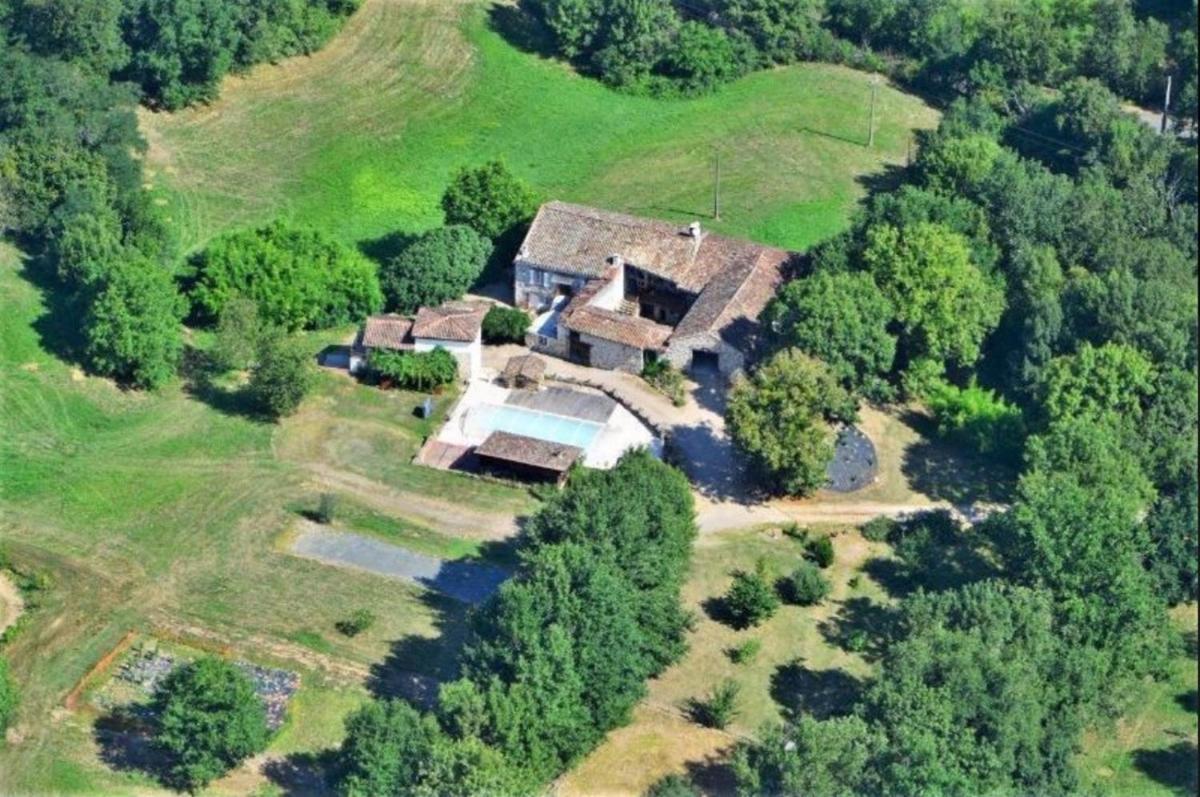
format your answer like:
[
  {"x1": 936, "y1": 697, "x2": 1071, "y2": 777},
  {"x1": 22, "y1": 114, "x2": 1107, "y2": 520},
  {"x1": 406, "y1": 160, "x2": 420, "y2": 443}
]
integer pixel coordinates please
[
  {"x1": 380, "y1": 225, "x2": 491, "y2": 314},
  {"x1": 765, "y1": 269, "x2": 897, "y2": 401},
  {"x1": 726, "y1": 349, "x2": 857, "y2": 496},
  {"x1": 152, "y1": 656, "x2": 269, "y2": 792},
  {"x1": 440, "y1": 161, "x2": 538, "y2": 242},
  {"x1": 189, "y1": 221, "x2": 382, "y2": 331}
]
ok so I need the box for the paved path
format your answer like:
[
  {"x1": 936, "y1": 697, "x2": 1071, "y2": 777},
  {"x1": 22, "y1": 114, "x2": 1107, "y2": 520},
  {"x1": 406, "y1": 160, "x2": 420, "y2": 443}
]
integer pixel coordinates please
[{"x1": 289, "y1": 524, "x2": 510, "y2": 604}]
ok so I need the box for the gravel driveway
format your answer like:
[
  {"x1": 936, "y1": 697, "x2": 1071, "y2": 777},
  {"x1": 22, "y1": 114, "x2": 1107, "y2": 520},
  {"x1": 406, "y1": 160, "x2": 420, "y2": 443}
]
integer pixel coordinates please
[{"x1": 290, "y1": 525, "x2": 510, "y2": 604}]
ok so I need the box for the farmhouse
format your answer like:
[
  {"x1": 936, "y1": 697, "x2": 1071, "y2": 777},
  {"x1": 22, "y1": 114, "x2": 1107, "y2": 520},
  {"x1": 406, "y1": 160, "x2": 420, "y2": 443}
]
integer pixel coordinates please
[
  {"x1": 515, "y1": 201, "x2": 792, "y2": 376},
  {"x1": 352, "y1": 300, "x2": 487, "y2": 379}
]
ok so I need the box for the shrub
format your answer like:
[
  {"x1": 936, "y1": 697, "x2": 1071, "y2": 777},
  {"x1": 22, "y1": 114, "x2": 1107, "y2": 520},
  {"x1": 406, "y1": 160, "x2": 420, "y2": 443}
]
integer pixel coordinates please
[
  {"x1": 860, "y1": 515, "x2": 899, "y2": 543},
  {"x1": 785, "y1": 562, "x2": 830, "y2": 606},
  {"x1": 695, "y1": 679, "x2": 740, "y2": 729},
  {"x1": 781, "y1": 522, "x2": 809, "y2": 542},
  {"x1": 481, "y1": 305, "x2": 530, "y2": 344},
  {"x1": 152, "y1": 656, "x2": 269, "y2": 792},
  {"x1": 370, "y1": 348, "x2": 459, "y2": 391},
  {"x1": 379, "y1": 225, "x2": 491, "y2": 314},
  {"x1": 0, "y1": 657, "x2": 17, "y2": 734},
  {"x1": 642, "y1": 358, "x2": 686, "y2": 406},
  {"x1": 724, "y1": 561, "x2": 779, "y2": 629},
  {"x1": 808, "y1": 536, "x2": 835, "y2": 569},
  {"x1": 728, "y1": 638, "x2": 762, "y2": 665},
  {"x1": 336, "y1": 609, "x2": 376, "y2": 638},
  {"x1": 316, "y1": 493, "x2": 338, "y2": 524},
  {"x1": 924, "y1": 378, "x2": 1025, "y2": 464},
  {"x1": 189, "y1": 221, "x2": 382, "y2": 331},
  {"x1": 441, "y1": 161, "x2": 538, "y2": 241},
  {"x1": 646, "y1": 773, "x2": 700, "y2": 797}
]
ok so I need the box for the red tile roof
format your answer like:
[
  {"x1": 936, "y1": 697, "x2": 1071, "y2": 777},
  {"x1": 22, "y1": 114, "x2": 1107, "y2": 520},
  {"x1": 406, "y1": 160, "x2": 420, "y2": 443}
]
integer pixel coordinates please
[
  {"x1": 475, "y1": 431, "x2": 582, "y2": 473},
  {"x1": 516, "y1": 201, "x2": 781, "y2": 293},
  {"x1": 360, "y1": 315, "x2": 414, "y2": 349},
  {"x1": 411, "y1": 301, "x2": 488, "y2": 342},
  {"x1": 566, "y1": 306, "x2": 673, "y2": 350}
]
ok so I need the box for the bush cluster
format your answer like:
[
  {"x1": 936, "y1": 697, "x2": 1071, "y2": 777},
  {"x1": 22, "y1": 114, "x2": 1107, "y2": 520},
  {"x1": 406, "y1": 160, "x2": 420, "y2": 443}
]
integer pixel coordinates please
[
  {"x1": 333, "y1": 451, "x2": 697, "y2": 794},
  {"x1": 189, "y1": 222, "x2": 382, "y2": 331},
  {"x1": 369, "y1": 348, "x2": 459, "y2": 391},
  {"x1": 481, "y1": 305, "x2": 531, "y2": 344}
]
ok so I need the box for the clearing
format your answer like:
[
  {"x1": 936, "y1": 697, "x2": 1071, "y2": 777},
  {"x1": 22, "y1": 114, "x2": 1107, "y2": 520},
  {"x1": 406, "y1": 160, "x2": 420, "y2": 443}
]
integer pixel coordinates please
[{"x1": 139, "y1": 0, "x2": 938, "y2": 254}]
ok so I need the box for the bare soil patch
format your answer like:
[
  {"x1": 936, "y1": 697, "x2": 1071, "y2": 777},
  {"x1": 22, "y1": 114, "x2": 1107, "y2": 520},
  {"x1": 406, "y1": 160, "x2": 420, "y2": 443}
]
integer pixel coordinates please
[{"x1": 0, "y1": 572, "x2": 24, "y2": 636}]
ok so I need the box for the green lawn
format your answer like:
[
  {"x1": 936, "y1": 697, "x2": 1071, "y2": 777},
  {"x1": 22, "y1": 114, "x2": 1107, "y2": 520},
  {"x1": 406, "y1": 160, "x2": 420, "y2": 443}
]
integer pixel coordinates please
[
  {"x1": 1077, "y1": 604, "x2": 1199, "y2": 797},
  {"x1": 141, "y1": 0, "x2": 938, "y2": 255},
  {"x1": 0, "y1": 243, "x2": 520, "y2": 794}
]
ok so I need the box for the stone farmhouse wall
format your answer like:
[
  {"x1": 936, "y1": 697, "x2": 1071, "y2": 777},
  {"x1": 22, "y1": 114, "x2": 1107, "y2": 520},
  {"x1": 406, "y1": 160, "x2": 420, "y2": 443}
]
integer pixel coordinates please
[
  {"x1": 665, "y1": 332, "x2": 745, "y2": 377},
  {"x1": 514, "y1": 262, "x2": 586, "y2": 310},
  {"x1": 581, "y1": 332, "x2": 644, "y2": 373}
]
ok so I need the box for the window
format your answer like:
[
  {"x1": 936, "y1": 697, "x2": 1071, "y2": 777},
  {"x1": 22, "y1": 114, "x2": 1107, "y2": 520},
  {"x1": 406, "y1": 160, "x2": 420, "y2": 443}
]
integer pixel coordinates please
[
  {"x1": 542, "y1": 270, "x2": 553, "y2": 289},
  {"x1": 526, "y1": 267, "x2": 541, "y2": 286}
]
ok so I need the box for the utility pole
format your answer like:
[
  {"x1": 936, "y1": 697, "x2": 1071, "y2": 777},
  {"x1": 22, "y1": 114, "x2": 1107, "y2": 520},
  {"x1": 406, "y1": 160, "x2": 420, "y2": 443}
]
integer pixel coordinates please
[
  {"x1": 1161, "y1": 74, "x2": 1173, "y2": 134},
  {"x1": 713, "y1": 149, "x2": 721, "y2": 221},
  {"x1": 868, "y1": 76, "x2": 879, "y2": 148}
]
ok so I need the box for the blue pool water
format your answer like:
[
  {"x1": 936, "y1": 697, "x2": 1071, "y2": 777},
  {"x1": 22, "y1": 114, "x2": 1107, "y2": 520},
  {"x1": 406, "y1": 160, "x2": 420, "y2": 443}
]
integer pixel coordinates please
[{"x1": 469, "y1": 403, "x2": 602, "y2": 449}]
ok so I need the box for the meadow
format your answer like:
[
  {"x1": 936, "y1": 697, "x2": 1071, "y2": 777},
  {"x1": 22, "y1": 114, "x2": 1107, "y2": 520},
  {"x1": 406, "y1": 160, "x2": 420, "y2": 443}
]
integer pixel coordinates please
[
  {"x1": 0, "y1": 243, "x2": 530, "y2": 793},
  {"x1": 140, "y1": 0, "x2": 937, "y2": 255}
]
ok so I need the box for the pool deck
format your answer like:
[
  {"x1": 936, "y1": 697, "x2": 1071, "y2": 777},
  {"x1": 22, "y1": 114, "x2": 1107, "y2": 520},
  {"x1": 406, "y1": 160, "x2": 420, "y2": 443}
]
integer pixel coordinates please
[{"x1": 428, "y1": 377, "x2": 659, "y2": 470}]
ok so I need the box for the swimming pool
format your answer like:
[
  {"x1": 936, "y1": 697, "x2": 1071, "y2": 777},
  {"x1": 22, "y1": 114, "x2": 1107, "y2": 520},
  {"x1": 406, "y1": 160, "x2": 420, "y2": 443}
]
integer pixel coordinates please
[{"x1": 465, "y1": 403, "x2": 603, "y2": 450}]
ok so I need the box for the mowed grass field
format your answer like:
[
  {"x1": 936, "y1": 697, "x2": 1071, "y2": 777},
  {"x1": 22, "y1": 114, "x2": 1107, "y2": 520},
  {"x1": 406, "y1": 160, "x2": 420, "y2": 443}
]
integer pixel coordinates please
[
  {"x1": 140, "y1": 0, "x2": 938, "y2": 254},
  {"x1": 0, "y1": 243, "x2": 532, "y2": 794}
]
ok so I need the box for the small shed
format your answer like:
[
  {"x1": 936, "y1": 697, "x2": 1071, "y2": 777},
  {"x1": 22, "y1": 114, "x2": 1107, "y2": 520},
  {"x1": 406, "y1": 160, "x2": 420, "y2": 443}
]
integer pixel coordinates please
[
  {"x1": 474, "y1": 430, "x2": 582, "y2": 485},
  {"x1": 352, "y1": 314, "x2": 414, "y2": 373},
  {"x1": 498, "y1": 354, "x2": 547, "y2": 389}
]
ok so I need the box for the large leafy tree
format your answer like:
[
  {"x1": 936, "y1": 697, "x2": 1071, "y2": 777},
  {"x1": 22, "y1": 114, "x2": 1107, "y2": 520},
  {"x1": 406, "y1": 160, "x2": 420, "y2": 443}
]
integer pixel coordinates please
[
  {"x1": 1037, "y1": 341, "x2": 1155, "y2": 427},
  {"x1": 862, "y1": 221, "x2": 1004, "y2": 380},
  {"x1": 726, "y1": 349, "x2": 857, "y2": 496},
  {"x1": 732, "y1": 716, "x2": 879, "y2": 797},
  {"x1": 379, "y1": 225, "x2": 491, "y2": 313},
  {"x1": 991, "y1": 417, "x2": 1168, "y2": 711},
  {"x1": 152, "y1": 656, "x2": 268, "y2": 792},
  {"x1": 248, "y1": 333, "x2": 316, "y2": 418},
  {"x1": 864, "y1": 582, "x2": 1084, "y2": 796},
  {"x1": 764, "y1": 269, "x2": 897, "y2": 400},
  {"x1": 83, "y1": 257, "x2": 185, "y2": 389},
  {"x1": 190, "y1": 221, "x2": 382, "y2": 330},
  {"x1": 440, "y1": 161, "x2": 537, "y2": 242}
]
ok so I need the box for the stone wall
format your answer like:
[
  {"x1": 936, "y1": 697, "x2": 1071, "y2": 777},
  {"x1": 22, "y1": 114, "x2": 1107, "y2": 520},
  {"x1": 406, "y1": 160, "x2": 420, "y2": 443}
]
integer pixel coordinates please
[
  {"x1": 665, "y1": 332, "x2": 744, "y2": 376},
  {"x1": 514, "y1": 262, "x2": 586, "y2": 310},
  {"x1": 581, "y1": 332, "x2": 644, "y2": 373}
]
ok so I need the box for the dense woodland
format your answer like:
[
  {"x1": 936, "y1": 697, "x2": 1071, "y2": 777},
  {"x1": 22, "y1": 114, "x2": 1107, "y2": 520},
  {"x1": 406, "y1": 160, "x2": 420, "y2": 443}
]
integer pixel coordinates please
[
  {"x1": 1, "y1": 0, "x2": 1198, "y2": 794},
  {"x1": 523, "y1": 0, "x2": 1198, "y2": 123}
]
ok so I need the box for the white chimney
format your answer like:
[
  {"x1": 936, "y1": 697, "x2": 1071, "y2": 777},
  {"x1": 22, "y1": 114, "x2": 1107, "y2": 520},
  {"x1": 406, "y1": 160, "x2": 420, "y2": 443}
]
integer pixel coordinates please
[{"x1": 688, "y1": 221, "x2": 701, "y2": 239}]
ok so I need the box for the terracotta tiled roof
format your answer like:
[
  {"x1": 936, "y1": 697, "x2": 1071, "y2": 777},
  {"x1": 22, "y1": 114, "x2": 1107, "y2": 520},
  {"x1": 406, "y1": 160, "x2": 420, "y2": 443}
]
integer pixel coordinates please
[
  {"x1": 566, "y1": 306, "x2": 673, "y2": 350},
  {"x1": 672, "y1": 248, "x2": 788, "y2": 346},
  {"x1": 516, "y1": 201, "x2": 776, "y2": 292},
  {"x1": 475, "y1": 430, "x2": 582, "y2": 473},
  {"x1": 360, "y1": 315, "x2": 414, "y2": 349},
  {"x1": 501, "y1": 354, "x2": 546, "y2": 383},
  {"x1": 411, "y1": 301, "x2": 488, "y2": 343}
]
